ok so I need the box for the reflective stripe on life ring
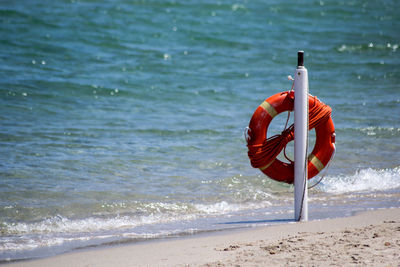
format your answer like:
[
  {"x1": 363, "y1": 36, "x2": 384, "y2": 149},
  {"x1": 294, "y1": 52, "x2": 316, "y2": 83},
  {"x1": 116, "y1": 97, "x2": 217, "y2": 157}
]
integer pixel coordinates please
[
  {"x1": 260, "y1": 101, "x2": 278, "y2": 118},
  {"x1": 308, "y1": 154, "x2": 324, "y2": 173}
]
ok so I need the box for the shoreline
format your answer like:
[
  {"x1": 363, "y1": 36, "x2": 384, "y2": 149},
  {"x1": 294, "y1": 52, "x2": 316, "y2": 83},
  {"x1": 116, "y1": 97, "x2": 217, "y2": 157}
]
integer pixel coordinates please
[{"x1": 5, "y1": 207, "x2": 400, "y2": 266}]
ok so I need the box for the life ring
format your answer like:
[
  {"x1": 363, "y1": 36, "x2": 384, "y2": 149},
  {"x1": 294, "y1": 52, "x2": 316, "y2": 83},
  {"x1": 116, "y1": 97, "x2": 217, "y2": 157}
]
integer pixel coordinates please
[{"x1": 246, "y1": 91, "x2": 335, "y2": 183}]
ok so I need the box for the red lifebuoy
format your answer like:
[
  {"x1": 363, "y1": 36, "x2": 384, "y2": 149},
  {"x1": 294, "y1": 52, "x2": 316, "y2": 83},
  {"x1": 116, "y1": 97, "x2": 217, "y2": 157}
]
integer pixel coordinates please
[{"x1": 246, "y1": 91, "x2": 335, "y2": 184}]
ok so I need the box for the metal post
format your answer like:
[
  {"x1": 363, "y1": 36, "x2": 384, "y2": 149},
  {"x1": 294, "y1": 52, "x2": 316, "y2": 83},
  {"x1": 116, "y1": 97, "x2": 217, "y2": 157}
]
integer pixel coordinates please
[{"x1": 294, "y1": 51, "x2": 308, "y2": 222}]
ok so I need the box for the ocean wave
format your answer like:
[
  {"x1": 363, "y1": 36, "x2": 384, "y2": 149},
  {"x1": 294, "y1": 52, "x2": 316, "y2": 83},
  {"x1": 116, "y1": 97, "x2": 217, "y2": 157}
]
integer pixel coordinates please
[
  {"x1": 0, "y1": 212, "x2": 199, "y2": 254},
  {"x1": 1, "y1": 214, "x2": 167, "y2": 236},
  {"x1": 0, "y1": 200, "x2": 275, "y2": 254},
  {"x1": 337, "y1": 126, "x2": 400, "y2": 137},
  {"x1": 134, "y1": 128, "x2": 221, "y2": 136},
  {"x1": 319, "y1": 167, "x2": 400, "y2": 194},
  {"x1": 1, "y1": 168, "x2": 399, "y2": 254},
  {"x1": 0, "y1": 199, "x2": 274, "y2": 238},
  {"x1": 194, "y1": 200, "x2": 272, "y2": 214},
  {"x1": 337, "y1": 43, "x2": 399, "y2": 52},
  {"x1": 358, "y1": 126, "x2": 400, "y2": 136}
]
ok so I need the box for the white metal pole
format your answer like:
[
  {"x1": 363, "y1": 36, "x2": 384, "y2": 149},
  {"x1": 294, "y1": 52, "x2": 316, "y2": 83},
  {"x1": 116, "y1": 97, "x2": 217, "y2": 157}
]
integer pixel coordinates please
[{"x1": 294, "y1": 51, "x2": 308, "y2": 222}]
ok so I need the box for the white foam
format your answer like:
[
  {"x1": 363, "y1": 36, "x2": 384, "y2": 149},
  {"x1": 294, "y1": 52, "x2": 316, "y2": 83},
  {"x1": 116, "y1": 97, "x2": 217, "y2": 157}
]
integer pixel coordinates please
[
  {"x1": 0, "y1": 199, "x2": 275, "y2": 253},
  {"x1": 194, "y1": 200, "x2": 272, "y2": 215},
  {"x1": 358, "y1": 126, "x2": 400, "y2": 136},
  {"x1": 0, "y1": 212, "x2": 199, "y2": 253},
  {"x1": 1, "y1": 212, "x2": 196, "y2": 237},
  {"x1": 319, "y1": 167, "x2": 400, "y2": 194},
  {"x1": 0, "y1": 199, "x2": 272, "y2": 252}
]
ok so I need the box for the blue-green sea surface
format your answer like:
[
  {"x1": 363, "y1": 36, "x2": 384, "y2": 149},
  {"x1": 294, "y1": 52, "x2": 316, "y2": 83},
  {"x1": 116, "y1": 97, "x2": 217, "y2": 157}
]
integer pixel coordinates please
[{"x1": 1, "y1": 0, "x2": 399, "y2": 261}]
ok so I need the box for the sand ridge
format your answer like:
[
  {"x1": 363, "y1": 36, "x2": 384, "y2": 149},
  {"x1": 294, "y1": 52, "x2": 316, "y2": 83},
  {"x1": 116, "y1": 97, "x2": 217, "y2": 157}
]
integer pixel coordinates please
[{"x1": 207, "y1": 220, "x2": 400, "y2": 266}]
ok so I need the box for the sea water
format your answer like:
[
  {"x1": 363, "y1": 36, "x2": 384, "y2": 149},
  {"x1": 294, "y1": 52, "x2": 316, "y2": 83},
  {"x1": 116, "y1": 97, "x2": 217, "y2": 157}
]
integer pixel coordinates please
[{"x1": 1, "y1": 0, "x2": 399, "y2": 262}]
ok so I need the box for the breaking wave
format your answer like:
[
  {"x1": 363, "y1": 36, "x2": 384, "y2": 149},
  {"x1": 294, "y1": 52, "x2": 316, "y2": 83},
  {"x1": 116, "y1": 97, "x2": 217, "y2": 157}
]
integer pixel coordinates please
[{"x1": 319, "y1": 167, "x2": 400, "y2": 194}]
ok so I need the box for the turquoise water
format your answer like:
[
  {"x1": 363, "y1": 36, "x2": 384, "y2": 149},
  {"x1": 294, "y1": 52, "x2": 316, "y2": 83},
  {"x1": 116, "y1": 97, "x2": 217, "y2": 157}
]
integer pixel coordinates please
[{"x1": 1, "y1": 0, "x2": 400, "y2": 261}]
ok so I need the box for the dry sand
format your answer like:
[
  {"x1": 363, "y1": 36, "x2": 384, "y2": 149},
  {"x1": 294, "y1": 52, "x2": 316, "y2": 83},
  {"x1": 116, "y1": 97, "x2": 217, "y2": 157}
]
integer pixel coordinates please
[{"x1": 7, "y1": 208, "x2": 400, "y2": 267}]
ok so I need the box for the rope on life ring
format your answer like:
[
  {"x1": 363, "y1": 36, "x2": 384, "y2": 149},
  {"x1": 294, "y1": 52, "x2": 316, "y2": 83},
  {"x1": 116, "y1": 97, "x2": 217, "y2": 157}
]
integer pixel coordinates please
[{"x1": 246, "y1": 91, "x2": 335, "y2": 184}]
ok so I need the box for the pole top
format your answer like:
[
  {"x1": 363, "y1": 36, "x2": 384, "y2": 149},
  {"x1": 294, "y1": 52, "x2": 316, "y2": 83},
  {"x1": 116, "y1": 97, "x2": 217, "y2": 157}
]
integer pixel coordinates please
[{"x1": 297, "y1": 51, "x2": 304, "y2": 67}]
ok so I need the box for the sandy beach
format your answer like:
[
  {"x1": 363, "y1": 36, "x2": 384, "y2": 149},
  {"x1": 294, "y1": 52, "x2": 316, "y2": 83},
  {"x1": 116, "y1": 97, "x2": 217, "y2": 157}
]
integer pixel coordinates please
[
  {"x1": 2, "y1": 0, "x2": 400, "y2": 265},
  {"x1": 6, "y1": 208, "x2": 399, "y2": 267}
]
